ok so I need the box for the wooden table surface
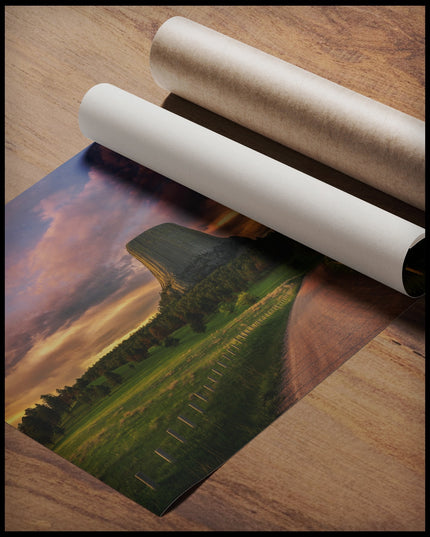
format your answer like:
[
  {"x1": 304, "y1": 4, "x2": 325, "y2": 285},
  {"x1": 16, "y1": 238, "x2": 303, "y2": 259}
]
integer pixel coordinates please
[{"x1": 5, "y1": 6, "x2": 425, "y2": 531}]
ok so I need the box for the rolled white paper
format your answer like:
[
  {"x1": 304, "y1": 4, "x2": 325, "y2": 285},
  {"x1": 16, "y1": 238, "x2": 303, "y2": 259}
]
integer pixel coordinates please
[
  {"x1": 150, "y1": 17, "x2": 425, "y2": 210},
  {"x1": 79, "y1": 83, "x2": 424, "y2": 296}
]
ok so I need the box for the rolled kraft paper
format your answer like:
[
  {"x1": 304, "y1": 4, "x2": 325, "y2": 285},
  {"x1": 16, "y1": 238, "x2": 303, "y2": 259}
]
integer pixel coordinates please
[
  {"x1": 150, "y1": 16, "x2": 425, "y2": 210},
  {"x1": 79, "y1": 83, "x2": 425, "y2": 296}
]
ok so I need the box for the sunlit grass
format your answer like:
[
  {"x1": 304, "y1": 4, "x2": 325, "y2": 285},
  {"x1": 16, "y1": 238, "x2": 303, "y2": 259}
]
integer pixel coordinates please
[{"x1": 52, "y1": 266, "x2": 302, "y2": 514}]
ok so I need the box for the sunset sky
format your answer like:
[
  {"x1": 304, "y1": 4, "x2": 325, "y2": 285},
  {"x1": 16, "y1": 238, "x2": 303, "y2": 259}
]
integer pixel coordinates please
[{"x1": 5, "y1": 144, "x2": 268, "y2": 427}]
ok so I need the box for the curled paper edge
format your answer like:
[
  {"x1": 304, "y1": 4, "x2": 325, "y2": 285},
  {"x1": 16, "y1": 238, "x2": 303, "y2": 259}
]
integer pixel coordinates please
[{"x1": 79, "y1": 83, "x2": 425, "y2": 297}]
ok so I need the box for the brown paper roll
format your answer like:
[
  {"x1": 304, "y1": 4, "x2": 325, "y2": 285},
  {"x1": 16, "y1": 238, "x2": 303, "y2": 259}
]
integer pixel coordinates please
[{"x1": 150, "y1": 17, "x2": 425, "y2": 210}]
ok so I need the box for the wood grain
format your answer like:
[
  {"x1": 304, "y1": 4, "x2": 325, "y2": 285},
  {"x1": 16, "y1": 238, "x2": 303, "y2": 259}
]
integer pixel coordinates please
[{"x1": 5, "y1": 5, "x2": 425, "y2": 531}]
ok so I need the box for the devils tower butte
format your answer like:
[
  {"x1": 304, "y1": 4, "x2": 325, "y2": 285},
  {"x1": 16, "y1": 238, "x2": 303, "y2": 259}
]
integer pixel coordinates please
[{"x1": 126, "y1": 223, "x2": 245, "y2": 293}]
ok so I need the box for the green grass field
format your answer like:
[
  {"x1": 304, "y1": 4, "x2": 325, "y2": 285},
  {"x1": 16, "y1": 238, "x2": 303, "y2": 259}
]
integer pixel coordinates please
[{"x1": 52, "y1": 266, "x2": 303, "y2": 515}]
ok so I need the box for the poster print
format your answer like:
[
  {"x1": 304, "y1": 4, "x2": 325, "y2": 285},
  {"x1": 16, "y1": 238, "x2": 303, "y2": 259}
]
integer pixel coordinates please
[{"x1": 5, "y1": 143, "x2": 412, "y2": 515}]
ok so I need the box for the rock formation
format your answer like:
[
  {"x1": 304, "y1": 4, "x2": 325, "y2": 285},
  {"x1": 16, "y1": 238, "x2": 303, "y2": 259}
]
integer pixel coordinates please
[{"x1": 126, "y1": 223, "x2": 245, "y2": 293}]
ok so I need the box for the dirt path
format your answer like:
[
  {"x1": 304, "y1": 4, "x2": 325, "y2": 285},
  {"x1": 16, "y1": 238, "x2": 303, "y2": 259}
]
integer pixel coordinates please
[{"x1": 279, "y1": 262, "x2": 413, "y2": 413}]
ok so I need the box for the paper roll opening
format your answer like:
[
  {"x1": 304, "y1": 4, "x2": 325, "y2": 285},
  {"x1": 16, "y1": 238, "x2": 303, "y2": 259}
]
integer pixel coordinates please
[{"x1": 403, "y1": 239, "x2": 425, "y2": 297}]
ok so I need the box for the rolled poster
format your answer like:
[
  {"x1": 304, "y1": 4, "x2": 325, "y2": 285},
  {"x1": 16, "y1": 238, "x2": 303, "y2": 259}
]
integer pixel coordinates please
[{"x1": 79, "y1": 83, "x2": 424, "y2": 296}]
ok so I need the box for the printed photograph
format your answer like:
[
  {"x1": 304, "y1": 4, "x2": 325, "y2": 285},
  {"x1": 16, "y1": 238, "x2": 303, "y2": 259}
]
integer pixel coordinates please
[{"x1": 5, "y1": 144, "x2": 412, "y2": 515}]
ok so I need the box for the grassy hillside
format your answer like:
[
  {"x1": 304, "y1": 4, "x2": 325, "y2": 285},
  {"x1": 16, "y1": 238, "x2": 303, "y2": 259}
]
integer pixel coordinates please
[{"x1": 52, "y1": 266, "x2": 302, "y2": 514}]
